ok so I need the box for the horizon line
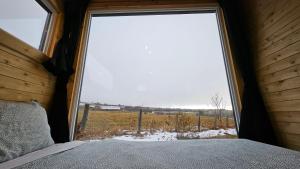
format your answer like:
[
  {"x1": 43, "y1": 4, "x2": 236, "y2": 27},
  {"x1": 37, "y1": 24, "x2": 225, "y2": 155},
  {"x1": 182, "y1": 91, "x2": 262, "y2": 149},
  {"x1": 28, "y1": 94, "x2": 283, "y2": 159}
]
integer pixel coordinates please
[{"x1": 79, "y1": 102, "x2": 233, "y2": 110}]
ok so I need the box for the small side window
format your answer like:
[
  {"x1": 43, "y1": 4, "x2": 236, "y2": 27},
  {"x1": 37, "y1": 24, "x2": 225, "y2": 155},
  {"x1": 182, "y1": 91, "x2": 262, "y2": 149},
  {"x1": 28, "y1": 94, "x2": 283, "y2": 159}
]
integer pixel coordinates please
[{"x1": 0, "y1": 0, "x2": 52, "y2": 50}]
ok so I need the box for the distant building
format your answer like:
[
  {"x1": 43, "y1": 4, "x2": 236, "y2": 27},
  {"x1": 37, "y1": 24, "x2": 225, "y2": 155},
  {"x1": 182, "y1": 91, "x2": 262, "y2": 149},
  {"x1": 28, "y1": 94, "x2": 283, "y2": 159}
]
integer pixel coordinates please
[{"x1": 100, "y1": 105, "x2": 121, "y2": 110}]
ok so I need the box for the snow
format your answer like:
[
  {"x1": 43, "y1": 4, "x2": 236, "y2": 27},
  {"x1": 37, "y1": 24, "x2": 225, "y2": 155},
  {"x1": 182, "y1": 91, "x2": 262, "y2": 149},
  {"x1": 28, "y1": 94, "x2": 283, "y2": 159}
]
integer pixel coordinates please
[
  {"x1": 112, "y1": 128, "x2": 237, "y2": 142},
  {"x1": 113, "y1": 132, "x2": 177, "y2": 142}
]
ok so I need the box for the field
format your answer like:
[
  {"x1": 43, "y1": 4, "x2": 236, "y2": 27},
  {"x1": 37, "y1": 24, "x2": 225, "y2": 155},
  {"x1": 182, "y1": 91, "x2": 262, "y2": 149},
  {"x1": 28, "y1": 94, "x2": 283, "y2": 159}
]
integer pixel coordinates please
[{"x1": 75, "y1": 110, "x2": 236, "y2": 140}]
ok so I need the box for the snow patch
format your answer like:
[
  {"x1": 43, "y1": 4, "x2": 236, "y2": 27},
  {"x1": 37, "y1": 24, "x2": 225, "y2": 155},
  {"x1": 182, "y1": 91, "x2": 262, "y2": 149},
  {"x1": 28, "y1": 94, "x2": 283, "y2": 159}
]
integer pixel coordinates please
[{"x1": 112, "y1": 128, "x2": 237, "y2": 142}]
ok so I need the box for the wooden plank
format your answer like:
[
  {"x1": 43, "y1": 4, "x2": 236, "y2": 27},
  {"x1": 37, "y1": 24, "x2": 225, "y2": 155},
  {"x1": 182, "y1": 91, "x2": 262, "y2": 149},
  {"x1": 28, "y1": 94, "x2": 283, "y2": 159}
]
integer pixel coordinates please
[
  {"x1": 0, "y1": 88, "x2": 51, "y2": 109},
  {"x1": 258, "y1": 0, "x2": 300, "y2": 32},
  {"x1": 241, "y1": 0, "x2": 275, "y2": 31},
  {"x1": 247, "y1": 0, "x2": 290, "y2": 34},
  {"x1": 0, "y1": 63, "x2": 55, "y2": 88},
  {"x1": 284, "y1": 134, "x2": 300, "y2": 147},
  {"x1": 276, "y1": 132, "x2": 300, "y2": 151},
  {"x1": 257, "y1": 41, "x2": 300, "y2": 69},
  {"x1": 89, "y1": 0, "x2": 218, "y2": 10},
  {"x1": 241, "y1": 0, "x2": 300, "y2": 152},
  {"x1": 90, "y1": 0, "x2": 218, "y2": 4},
  {"x1": 262, "y1": 76, "x2": 300, "y2": 93},
  {"x1": 260, "y1": 16, "x2": 300, "y2": 50},
  {"x1": 258, "y1": 52, "x2": 300, "y2": 75},
  {"x1": 267, "y1": 100, "x2": 300, "y2": 112},
  {"x1": 90, "y1": 1, "x2": 218, "y2": 7},
  {"x1": 45, "y1": 13, "x2": 64, "y2": 58},
  {"x1": 275, "y1": 122, "x2": 300, "y2": 134},
  {"x1": 264, "y1": 88, "x2": 300, "y2": 102},
  {"x1": 252, "y1": 0, "x2": 287, "y2": 29},
  {"x1": 258, "y1": 64, "x2": 300, "y2": 84},
  {"x1": 0, "y1": 45, "x2": 41, "y2": 65},
  {"x1": 0, "y1": 29, "x2": 49, "y2": 63},
  {"x1": 0, "y1": 48, "x2": 54, "y2": 79},
  {"x1": 286, "y1": 144, "x2": 300, "y2": 151},
  {"x1": 0, "y1": 75, "x2": 54, "y2": 96},
  {"x1": 253, "y1": 0, "x2": 280, "y2": 20},
  {"x1": 48, "y1": 0, "x2": 64, "y2": 12},
  {"x1": 258, "y1": 28, "x2": 300, "y2": 58},
  {"x1": 271, "y1": 111, "x2": 300, "y2": 123},
  {"x1": 256, "y1": 3, "x2": 300, "y2": 41}
]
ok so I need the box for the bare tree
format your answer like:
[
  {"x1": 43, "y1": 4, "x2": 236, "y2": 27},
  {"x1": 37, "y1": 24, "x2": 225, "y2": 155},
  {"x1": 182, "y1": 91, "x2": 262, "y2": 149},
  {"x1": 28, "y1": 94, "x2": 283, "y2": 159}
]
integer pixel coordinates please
[{"x1": 211, "y1": 94, "x2": 223, "y2": 129}]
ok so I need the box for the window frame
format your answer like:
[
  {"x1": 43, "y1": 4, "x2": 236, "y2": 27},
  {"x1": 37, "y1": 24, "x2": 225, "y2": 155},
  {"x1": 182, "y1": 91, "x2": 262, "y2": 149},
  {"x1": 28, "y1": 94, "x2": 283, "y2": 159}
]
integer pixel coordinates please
[
  {"x1": 35, "y1": 0, "x2": 53, "y2": 51},
  {"x1": 35, "y1": 0, "x2": 62, "y2": 55},
  {"x1": 69, "y1": 5, "x2": 242, "y2": 141},
  {"x1": 0, "y1": 0, "x2": 63, "y2": 56}
]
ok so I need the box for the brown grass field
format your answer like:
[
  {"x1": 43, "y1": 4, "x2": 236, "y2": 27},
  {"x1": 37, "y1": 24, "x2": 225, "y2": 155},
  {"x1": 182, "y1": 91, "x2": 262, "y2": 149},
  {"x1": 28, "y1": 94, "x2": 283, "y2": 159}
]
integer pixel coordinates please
[{"x1": 75, "y1": 110, "x2": 236, "y2": 140}]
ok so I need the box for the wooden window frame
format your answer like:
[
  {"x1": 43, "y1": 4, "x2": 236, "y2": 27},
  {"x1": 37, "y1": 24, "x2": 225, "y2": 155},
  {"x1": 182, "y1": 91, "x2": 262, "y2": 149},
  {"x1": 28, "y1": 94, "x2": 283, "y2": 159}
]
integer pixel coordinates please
[
  {"x1": 68, "y1": 3, "x2": 242, "y2": 140},
  {"x1": 0, "y1": 0, "x2": 63, "y2": 58},
  {"x1": 37, "y1": 0, "x2": 64, "y2": 57}
]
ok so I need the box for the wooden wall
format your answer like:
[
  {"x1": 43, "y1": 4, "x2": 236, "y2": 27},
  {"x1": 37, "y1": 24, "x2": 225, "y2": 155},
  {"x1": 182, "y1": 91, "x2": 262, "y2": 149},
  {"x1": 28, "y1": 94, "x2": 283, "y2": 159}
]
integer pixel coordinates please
[
  {"x1": 0, "y1": 29, "x2": 56, "y2": 109},
  {"x1": 89, "y1": 0, "x2": 218, "y2": 10},
  {"x1": 0, "y1": 0, "x2": 63, "y2": 110},
  {"x1": 240, "y1": 0, "x2": 300, "y2": 150}
]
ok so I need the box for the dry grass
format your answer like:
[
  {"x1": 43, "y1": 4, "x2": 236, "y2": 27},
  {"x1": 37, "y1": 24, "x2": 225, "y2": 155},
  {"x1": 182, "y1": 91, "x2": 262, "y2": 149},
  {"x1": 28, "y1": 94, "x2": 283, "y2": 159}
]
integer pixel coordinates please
[{"x1": 75, "y1": 110, "x2": 236, "y2": 140}]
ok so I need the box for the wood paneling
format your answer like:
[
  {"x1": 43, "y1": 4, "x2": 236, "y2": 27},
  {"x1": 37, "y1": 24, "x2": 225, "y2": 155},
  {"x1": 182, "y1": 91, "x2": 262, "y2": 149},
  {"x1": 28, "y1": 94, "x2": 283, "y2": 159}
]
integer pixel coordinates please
[
  {"x1": 0, "y1": 29, "x2": 48, "y2": 63},
  {"x1": 241, "y1": 0, "x2": 300, "y2": 151},
  {"x1": 272, "y1": 111, "x2": 300, "y2": 123},
  {"x1": 258, "y1": 64, "x2": 300, "y2": 85},
  {"x1": 0, "y1": 0, "x2": 63, "y2": 109},
  {"x1": 259, "y1": 53, "x2": 300, "y2": 76},
  {"x1": 0, "y1": 29, "x2": 56, "y2": 109},
  {"x1": 265, "y1": 88, "x2": 300, "y2": 102},
  {"x1": 89, "y1": 0, "x2": 218, "y2": 11}
]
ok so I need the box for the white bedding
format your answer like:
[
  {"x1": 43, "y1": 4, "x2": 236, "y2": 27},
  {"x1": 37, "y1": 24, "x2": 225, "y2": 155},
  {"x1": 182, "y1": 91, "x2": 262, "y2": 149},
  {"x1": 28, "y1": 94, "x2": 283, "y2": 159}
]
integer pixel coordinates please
[{"x1": 0, "y1": 141, "x2": 84, "y2": 169}]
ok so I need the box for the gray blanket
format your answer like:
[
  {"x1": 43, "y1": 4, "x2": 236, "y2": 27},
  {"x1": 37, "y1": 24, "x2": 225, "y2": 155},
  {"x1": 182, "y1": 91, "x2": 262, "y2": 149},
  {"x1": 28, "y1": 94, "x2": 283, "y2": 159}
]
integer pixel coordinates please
[{"x1": 16, "y1": 139, "x2": 300, "y2": 169}]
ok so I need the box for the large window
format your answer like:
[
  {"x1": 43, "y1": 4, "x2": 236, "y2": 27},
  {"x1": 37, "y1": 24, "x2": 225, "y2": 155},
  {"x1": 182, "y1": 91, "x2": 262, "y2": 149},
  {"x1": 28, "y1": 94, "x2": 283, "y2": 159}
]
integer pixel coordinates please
[
  {"x1": 0, "y1": 0, "x2": 51, "y2": 50},
  {"x1": 74, "y1": 11, "x2": 238, "y2": 141}
]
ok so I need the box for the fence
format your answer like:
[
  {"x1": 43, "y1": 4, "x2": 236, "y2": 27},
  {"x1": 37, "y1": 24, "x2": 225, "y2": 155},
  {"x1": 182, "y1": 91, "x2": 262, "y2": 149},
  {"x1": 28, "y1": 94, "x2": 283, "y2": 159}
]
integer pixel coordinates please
[{"x1": 75, "y1": 103, "x2": 235, "y2": 140}]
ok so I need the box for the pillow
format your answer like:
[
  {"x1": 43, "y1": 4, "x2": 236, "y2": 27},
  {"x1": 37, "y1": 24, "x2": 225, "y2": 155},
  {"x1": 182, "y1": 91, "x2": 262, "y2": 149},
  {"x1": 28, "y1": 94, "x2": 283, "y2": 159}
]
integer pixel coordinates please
[{"x1": 0, "y1": 101, "x2": 54, "y2": 163}]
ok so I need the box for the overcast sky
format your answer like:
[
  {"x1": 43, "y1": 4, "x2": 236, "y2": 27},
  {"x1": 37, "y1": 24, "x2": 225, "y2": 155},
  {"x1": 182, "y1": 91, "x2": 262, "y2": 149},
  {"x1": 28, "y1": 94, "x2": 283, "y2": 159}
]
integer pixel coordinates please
[
  {"x1": 0, "y1": 0, "x2": 47, "y2": 48},
  {"x1": 80, "y1": 13, "x2": 232, "y2": 110}
]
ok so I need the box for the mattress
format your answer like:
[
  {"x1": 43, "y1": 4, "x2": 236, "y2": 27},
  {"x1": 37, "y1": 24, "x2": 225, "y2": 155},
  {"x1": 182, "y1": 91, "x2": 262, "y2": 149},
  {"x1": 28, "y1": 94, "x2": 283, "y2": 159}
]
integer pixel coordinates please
[{"x1": 3, "y1": 139, "x2": 300, "y2": 169}]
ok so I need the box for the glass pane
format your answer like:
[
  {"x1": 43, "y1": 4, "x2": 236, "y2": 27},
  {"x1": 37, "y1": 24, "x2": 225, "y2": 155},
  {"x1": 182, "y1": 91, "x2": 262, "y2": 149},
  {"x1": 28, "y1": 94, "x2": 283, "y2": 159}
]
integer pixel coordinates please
[
  {"x1": 0, "y1": 0, "x2": 49, "y2": 49},
  {"x1": 75, "y1": 13, "x2": 237, "y2": 141}
]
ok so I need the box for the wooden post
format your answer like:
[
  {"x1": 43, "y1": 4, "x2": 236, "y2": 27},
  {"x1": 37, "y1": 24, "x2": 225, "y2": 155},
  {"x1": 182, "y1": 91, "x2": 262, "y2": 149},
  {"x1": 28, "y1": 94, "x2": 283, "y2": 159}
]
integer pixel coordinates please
[
  {"x1": 79, "y1": 104, "x2": 90, "y2": 132},
  {"x1": 137, "y1": 109, "x2": 142, "y2": 134},
  {"x1": 175, "y1": 113, "x2": 179, "y2": 132},
  {"x1": 226, "y1": 115, "x2": 229, "y2": 128},
  {"x1": 198, "y1": 112, "x2": 201, "y2": 132}
]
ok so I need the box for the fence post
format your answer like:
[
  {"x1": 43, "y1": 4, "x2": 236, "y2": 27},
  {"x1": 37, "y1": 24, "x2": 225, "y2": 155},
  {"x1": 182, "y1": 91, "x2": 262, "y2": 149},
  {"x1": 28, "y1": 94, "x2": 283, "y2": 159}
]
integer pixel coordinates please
[
  {"x1": 79, "y1": 104, "x2": 90, "y2": 132},
  {"x1": 137, "y1": 109, "x2": 142, "y2": 134},
  {"x1": 226, "y1": 115, "x2": 229, "y2": 128},
  {"x1": 198, "y1": 111, "x2": 201, "y2": 132},
  {"x1": 175, "y1": 113, "x2": 179, "y2": 132}
]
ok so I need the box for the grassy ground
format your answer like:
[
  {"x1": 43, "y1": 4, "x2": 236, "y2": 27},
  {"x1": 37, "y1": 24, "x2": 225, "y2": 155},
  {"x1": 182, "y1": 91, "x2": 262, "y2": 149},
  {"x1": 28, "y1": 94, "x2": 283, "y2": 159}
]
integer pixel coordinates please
[{"x1": 75, "y1": 110, "x2": 236, "y2": 140}]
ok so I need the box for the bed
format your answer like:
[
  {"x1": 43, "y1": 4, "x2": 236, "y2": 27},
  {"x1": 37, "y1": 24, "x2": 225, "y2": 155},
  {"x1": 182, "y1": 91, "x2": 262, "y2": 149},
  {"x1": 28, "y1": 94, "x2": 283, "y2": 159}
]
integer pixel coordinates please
[
  {"x1": 0, "y1": 101, "x2": 299, "y2": 169},
  {"x1": 1, "y1": 139, "x2": 299, "y2": 169}
]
